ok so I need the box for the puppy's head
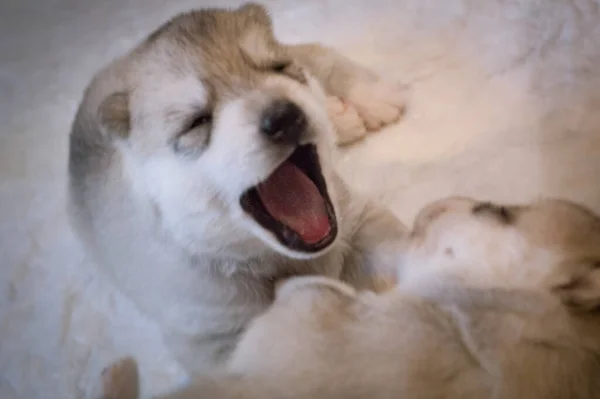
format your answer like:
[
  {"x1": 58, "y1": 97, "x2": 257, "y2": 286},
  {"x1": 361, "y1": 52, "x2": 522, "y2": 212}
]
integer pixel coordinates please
[
  {"x1": 77, "y1": 4, "x2": 339, "y2": 260},
  {"x1": 403, "y1": 197, "x2": 600, "y2": 311}
]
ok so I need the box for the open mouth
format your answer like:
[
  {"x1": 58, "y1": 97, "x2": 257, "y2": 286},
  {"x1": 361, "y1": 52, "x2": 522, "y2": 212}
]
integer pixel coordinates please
[{"x1": 240, "y1": 144, "x2": 337, "y2": 253}]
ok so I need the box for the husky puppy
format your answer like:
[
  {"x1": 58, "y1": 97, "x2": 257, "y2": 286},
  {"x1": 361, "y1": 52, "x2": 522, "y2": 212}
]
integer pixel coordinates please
[
  {"x1": 69, "y1": 3, "x2": 407, "y2": 373},
  {"x1": 100, "y1": 197, "x2": 600, "y2": 399}
]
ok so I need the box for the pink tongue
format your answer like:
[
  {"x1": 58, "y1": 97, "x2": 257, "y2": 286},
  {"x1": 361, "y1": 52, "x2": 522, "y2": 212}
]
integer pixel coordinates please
[{"x1": 257, "y1": 162, "x2": 331, "y2": 244}]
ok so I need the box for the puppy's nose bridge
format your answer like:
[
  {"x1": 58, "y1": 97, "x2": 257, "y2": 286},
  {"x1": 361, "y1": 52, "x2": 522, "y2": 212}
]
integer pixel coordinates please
[{"x1": 260, "y1": 99, "x2": 307, "y2": 144}]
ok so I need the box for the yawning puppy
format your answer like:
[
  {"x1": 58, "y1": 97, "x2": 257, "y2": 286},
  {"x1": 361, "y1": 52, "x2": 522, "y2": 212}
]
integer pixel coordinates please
[
  {"x1": 69, "y1": 3, "x2": 407, "y2": 373},
  {"x1": 100, "y1": 197, "x2": 600, "y2": 398}
]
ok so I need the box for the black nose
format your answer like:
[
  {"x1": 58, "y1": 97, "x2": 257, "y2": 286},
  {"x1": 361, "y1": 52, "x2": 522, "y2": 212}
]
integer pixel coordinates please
[{"x1": 260, "y1": 100, "x2": 307, "y2": 144}]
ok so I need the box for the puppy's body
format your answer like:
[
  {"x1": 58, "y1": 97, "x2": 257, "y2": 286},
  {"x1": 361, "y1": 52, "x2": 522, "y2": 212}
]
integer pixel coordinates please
[
  {"x1": 100, "y1": 198, "x2": 600, "y2": 399},
  {"x1": 170, "y1": 287, "x2": 600, "y2": 399},
  {"x1": 69, "y1": 4, "x2": 406, "y2": 372}
]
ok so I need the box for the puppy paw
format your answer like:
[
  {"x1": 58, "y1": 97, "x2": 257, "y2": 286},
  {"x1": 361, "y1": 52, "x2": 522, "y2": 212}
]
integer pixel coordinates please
[
  {"x1": 345, "y1": 79, "x2": 408, "y2": 132},
  {"x1": 99, "y1": 357, "x2": 140, "y2": 399},
  {"x1": 327, "y1": 96, "x2": 367, "y2": 145}
]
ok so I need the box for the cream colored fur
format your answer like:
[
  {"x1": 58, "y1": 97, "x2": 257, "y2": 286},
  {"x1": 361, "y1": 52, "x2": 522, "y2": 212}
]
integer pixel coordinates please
[
  {"x1": 101, "y1": 197, "x2": 600, "y2": 399},
  {"x1": 68, "y1": 3, "x2": 407, "y2": 374}
]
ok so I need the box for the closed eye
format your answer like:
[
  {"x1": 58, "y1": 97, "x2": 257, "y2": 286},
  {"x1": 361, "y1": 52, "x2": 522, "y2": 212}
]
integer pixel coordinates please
[
  {"x1": 271, "y1": 62, "x2": 289, "y2": 72},
  {"x1": 497, "y1": 206, "x2": 512, "y2": 223},
  {"x1": 172, "y1": 112, "x2": 212, "y2": 157},
  {"x1": 267, "y1": 61, "x2": 307, "y2": 84},
  {"x1": 472, "y1": 202, "x2": 515, "y2": 224},
  {"x1": 187, "y1": 113, "x2": 212, "y2": 131}
]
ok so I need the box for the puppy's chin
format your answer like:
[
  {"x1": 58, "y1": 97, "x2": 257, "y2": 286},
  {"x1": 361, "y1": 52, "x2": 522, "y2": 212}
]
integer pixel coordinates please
[{"x1": 244, "y1": 220, "x2": 339, "y2": 260}]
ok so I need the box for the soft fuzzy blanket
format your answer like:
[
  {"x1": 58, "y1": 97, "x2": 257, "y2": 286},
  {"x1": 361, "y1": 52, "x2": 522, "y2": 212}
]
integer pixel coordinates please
[{"x1": 2, "y1": 0, "x2": 600, "y2": 397}]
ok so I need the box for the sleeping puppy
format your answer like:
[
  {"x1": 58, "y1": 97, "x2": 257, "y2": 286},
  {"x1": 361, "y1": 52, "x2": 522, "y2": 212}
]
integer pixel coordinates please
[
  {"x1": 99, "y1": 197, "x2": 600, "y2": 398},
  {"x1": 69, "y1": 3, "x2": 407, "y2": 374}
]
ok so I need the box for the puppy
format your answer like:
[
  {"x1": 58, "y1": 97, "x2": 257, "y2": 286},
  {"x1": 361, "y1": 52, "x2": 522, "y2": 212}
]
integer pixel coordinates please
[
  {"x1": 100, "y1": 197, "x2": 600, "y2": 398},
  {"x1": 69, "y1": 3, "x2": 407, "y2": 373}
]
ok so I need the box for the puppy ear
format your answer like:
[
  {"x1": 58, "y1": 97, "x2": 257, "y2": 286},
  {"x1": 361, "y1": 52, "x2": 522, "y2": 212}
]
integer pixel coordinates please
[
  {"x1": 237, "y1": 3, "x2": 272, "y2": 27},
  {"x1": 98, "y1": 92, "x2": 130, "y2": 139},
  {"x1": 552, "y1": 259, "x2": 600, "y2": 311},
  {"x1": 238, "y1": 3, "x2": 284, "y2": 68}
]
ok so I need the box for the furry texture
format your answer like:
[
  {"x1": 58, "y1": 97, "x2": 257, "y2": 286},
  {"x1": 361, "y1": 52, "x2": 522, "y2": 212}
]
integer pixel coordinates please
[
  {"x1": 99, "y1": 197, "x2": 600, "y2": 399},
  {"x1": 68, "y1": 3, "x2": 406, "y2": 376},
  {"x1": 3, "y1": 0, "x2": 600, "y2": 398}
]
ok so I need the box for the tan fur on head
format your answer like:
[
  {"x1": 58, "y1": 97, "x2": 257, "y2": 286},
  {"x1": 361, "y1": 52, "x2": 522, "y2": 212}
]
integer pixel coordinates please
[{"x1": 238, "y1": 3, "x2": 272, "y2": 27}]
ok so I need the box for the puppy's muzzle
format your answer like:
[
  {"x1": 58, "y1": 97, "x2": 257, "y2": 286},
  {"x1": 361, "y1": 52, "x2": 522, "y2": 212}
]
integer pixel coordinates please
[{"x1": 260, "y1": 100, "x2": 307, "y2": 144}]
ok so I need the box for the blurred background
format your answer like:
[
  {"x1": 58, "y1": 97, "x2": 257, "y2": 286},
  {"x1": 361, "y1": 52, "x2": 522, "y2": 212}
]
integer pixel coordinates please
[{"x1": 2, "y1": 0, "x2": 600, "y2": 397}]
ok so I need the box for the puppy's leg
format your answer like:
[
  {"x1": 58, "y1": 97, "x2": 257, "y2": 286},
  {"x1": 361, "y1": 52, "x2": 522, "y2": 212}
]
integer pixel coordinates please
[
  {"x1": 98, "y1": 357, "x2": 140, "y2": 399},
  {"x1": 287, "y1": 43, "x2": 408, "y2": 143}
]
